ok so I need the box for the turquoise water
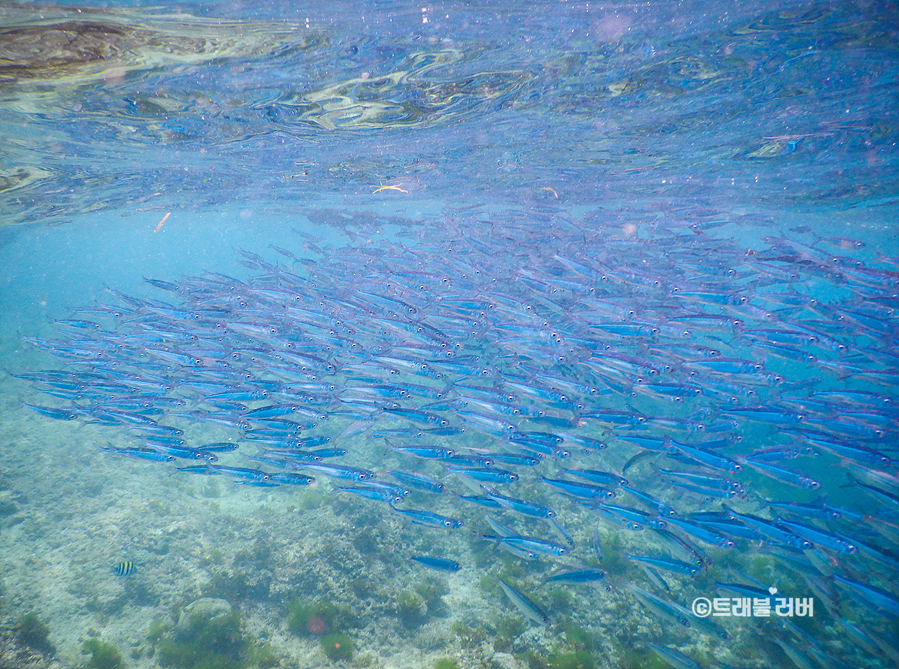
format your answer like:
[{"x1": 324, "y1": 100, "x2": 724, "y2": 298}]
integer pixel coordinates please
[{"x1": 1, "y1": 3, "x2": 897, "y2": 669}]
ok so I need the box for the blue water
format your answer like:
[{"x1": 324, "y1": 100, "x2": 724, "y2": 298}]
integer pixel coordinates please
[{"x1": 1, "y1": 2, "x2": 897, "y2": 669}]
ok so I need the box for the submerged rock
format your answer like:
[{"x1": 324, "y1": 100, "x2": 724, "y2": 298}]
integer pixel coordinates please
[
  {"x1": 0, "y1": 619, "x2": 65, "y2": 669},
  {"x1": 174, "y1": 598, "x2": 233, "y2": 639}
]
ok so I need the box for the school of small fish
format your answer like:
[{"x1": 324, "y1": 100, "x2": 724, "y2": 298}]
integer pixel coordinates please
[{"x1": 19, "y1": 216, "x2": 899, "y2": 668}]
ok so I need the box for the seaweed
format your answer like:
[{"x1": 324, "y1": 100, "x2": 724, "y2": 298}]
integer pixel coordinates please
[
  {"x1": 415, "y1": 578, "x2": 449, "y2": 616},
  {"x1": 287, "y1": 598, "x2": 347, "y2": 636},
  {"x1": 320, "y1": 632, "x2": 354, "y2": 661},
  {"x1": 83, "y1": 638, "x2": 125, "y2": 669},
  {"x1": 153, "y1": 602, "x2": 251, "y2": 669},
  {"x1": 433, "y1": 659, "x2": 460, "y2": 669},
  {"x1": 450, "y1": 620, "x2": 487, "y2": 647},
  {"x1": 546, "y1": 650, "x2": 595, "y2": 669},
  {"x1": 492, "y1": 616, "x2": 526, "y2": 651},
  {"x1": 561, "y1": 624, "x2": 595, "y2": 652},
  {"x1": 620, "y1": 647, "x2": 668, "y2": 669},
  {"x1": 16, "y1": 612, "x2": 54, "y2": 654},
  {"x1": 396, "y1": 589, "x2": 428, "y2": 626}
]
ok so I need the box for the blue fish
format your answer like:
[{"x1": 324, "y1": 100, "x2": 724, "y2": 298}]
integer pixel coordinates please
[
  {"x1": 409, "y1": 555, "x2": 461, "y2": 572},
  {"x1": 389, "y1": 506, "x2": 463, "y2": 529},
  {"x1": 496, "y1": 578, "x2": 549, "y2": 626},
  {"x1": 339, "y1": 486, "x2": 404, "y2": 504},
  {"x1": 387, "y1": 470, "x2": 446, "y2": 493},
  {"x1": 541, "y1": 476, "x2": 615, "y2": 500},
  {"x1": 627, "y1": 555, "x2": 700, "y2": 577},
  {"x1": 542, "y1": 567, "x2": 606, "y2": 585},
  {"x1": 446, "y1": 466, "x2": 518, "y2": 483},
  {"x1": 293, "y1": 463, "x2": 375, "y2": 481}
]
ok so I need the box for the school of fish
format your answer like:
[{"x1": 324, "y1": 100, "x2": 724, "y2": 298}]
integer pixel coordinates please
[{"x1": 18, "y1": 215, "x2": 899, "y2": 668}]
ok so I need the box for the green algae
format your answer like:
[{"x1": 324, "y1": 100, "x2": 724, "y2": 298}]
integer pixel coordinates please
[
  {"x1": 152, "y1": 604, "x2": 254, "y2": 669},
  {"x1": 287, "y1": 598, "x2": 348, "y2": 636},
  {"x1": 320, "y1": 632, "x2": 354, "y2": 661},
  {"x1": 16, "y1": 612, "x2": 53, "y2": 653},
  {"x1": 548, "y1": 650, "x2": 595, "y2": 669},
  {"x1": 396, "y1": 589, "x2": 428, "y2": 626},
  {"x1": 83, "y1": 638, "x2": 125, "y2": 669},
  {"x1": 433, "y1": 658, "x2": 460, "y2": 669}
]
